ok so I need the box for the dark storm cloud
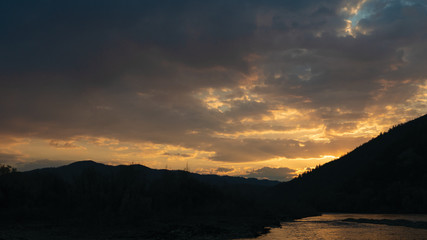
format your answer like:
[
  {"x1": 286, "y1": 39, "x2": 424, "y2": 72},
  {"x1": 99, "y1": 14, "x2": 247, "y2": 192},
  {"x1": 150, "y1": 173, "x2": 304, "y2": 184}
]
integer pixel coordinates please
[
  {"x1": 0, "y1": 0, "x2": 426, "y2": 163},
  {"x1": 0, "y1": 0, "x2": 256, "y2": 76},
  {"x1": 224, "y1": 100, "x2": 271, "y2": 120},
  {"x1": 0, "y1": 0, "x2": 257, "y2": 139}
]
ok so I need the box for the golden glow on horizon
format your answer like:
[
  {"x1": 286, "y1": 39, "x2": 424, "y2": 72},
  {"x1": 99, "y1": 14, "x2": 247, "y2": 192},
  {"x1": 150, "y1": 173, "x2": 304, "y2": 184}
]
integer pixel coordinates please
[
  {"x1": 1, "y1": 72, "x2": 426, "y2": 179},
  {"x1": 212, "y1": 127, "x2": 327, "y2": 142},
  {"x1": 2, "y1": 78, "x2": 426, "y2": 179},
  {"x1": 4, "y1": 79, "x2": 426, "y2": 177}
]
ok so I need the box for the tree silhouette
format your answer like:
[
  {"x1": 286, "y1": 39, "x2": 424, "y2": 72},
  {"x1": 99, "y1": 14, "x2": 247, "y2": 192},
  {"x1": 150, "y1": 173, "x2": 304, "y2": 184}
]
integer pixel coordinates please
[{"x1": 0, "y1": 164, "x2": 17, "y2": 176}]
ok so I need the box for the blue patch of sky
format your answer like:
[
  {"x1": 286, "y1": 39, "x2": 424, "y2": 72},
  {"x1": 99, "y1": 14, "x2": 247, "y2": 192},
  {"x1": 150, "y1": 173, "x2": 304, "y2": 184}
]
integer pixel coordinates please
[{"x1": 349, "y1": 0, "x2": 425, "y2": 27}]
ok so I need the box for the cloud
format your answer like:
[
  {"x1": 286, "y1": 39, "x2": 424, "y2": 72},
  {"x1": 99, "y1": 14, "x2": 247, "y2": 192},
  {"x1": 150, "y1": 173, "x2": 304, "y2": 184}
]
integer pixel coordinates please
[
  {"x1": 241, "y1": 167, "x2": 297, "y2": 182},
  {"x1": 163, "y1": 152, "x2": 192, "y2": 158},
  {"x1": 49, "y1": 140, "x2": 86, "y2": 150},
  {"x1": 0, "y1": 0, "x2": 426, "y2": 166},
  {"x1": 215, "y1": 167, "x2": 234, "y2": 173}
]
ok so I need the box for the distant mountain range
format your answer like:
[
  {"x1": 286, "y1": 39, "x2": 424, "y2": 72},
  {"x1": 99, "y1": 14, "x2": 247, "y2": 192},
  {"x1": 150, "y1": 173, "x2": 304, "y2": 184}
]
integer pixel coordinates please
[
  {"x1": 26, "y1": 159, "x2": 279, "y2": 187},
  {"x1": 0, "y1": 158, "x2": 288, "y2": 239},
  {"x1": 278, "y1": 113, "x2": 427, "y2": 213}
]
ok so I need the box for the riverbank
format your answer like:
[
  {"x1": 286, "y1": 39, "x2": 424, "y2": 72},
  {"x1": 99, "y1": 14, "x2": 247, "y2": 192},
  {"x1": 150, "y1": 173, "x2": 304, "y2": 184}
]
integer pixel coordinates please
[
  {"x1": 239, "y1": 213, "x2": 427, "y2": 240},
  {"x1": 0, "y1": 215, "x2": 284, "y2": 240}
]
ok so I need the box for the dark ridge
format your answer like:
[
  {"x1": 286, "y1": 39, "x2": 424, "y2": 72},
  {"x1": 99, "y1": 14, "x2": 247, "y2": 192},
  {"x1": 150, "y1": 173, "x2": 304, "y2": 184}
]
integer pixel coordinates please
[
  {"x1": 276, "y1": 113, "x2": 427, "y2": 213},
  {"x1": 26, "y1": 160, "x2": 280, "y2": 187},
  {"x1": 64, "y1": 160, "x2": 106, "y2": 168},
  {"x1": 0, "y1": 160, "x2": 305, "y2": 239}
]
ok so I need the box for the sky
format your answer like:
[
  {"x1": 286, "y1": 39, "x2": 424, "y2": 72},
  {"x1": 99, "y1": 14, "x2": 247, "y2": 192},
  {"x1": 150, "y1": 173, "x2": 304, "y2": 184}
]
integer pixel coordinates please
[{"x1": 1, "y1": 0, "x2": 427, "y2": 181}]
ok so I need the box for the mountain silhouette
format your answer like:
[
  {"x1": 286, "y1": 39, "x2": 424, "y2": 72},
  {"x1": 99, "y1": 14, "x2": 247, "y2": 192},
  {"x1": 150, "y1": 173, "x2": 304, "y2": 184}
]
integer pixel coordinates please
[
  {"x1": 27, "y1": 160, "x2": 279, "y2": 187},
  {"x1": 0, "y1": 160, "x2": 292, "y2": 239},
  {"x1": 277, "y1": 114, "x2": 427, "y2": 213}
]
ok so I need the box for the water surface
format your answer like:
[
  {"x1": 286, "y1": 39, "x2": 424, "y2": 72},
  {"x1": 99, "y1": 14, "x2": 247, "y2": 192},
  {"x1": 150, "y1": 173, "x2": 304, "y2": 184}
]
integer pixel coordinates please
[{"x1": 239, "y1": 213, "x2": 427, "y2": 240}]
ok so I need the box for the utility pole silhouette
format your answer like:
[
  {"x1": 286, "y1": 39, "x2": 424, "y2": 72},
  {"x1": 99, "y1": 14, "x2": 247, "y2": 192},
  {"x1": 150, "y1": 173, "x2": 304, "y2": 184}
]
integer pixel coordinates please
[{"x1": 184, "y1": 161, "x2": 190, "y2": 172}]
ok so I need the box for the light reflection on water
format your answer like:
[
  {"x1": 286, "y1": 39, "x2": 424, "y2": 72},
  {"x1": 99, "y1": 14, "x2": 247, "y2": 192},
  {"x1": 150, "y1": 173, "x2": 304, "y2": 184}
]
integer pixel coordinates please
[{"x1": 240, "y1": 213, "x2": 427, "y2": 240}]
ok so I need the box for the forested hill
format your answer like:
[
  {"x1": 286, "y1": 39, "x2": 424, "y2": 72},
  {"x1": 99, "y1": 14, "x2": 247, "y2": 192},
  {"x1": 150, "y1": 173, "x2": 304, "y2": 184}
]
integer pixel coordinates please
[
  {"x1": 27, "y1": 160, "x2": 279, "y2": 187},
  {"x1": 277, "y1": 114, "x2": 427, "y2": 213},
  {"x1": 0, "y1": 160, "x2": 301, "y2": 239},
  {"x1": 0, "y1": 160, "x2": 281, "y2": 222}
]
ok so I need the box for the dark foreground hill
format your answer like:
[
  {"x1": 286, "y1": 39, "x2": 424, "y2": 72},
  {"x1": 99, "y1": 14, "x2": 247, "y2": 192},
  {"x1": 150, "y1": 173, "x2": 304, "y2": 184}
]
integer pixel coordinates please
[
  {"x1": 0, "y1": 161, "x2": 312, "y2": 239},
  {"x1": 277, "y1": 114, "x2": 427, "y2": 213}
]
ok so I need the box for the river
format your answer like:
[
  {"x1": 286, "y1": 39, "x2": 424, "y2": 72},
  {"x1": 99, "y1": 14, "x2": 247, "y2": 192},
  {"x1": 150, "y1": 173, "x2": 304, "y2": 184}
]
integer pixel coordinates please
[{"x1": 239, "y1": 213, "x2": 427, "y2": 240}]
